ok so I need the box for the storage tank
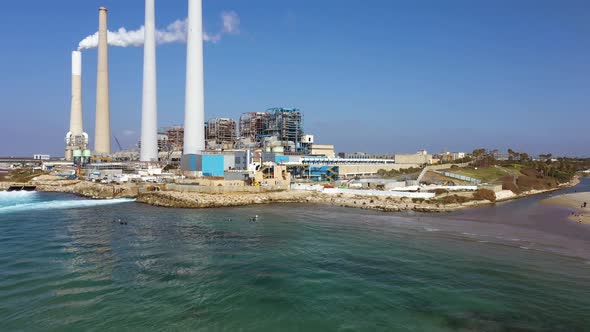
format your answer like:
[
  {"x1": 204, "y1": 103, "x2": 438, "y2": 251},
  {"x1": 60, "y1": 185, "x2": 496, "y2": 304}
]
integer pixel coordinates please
[
  {"x1": 82, "y1": 149, "x2": 92, "y2": 165},
  {"x1": 73, "y1": 150, "x2": 83, "y2": 165},
  {"x1": 271, "y1": 146, "x2": 284, "y2": 153}
]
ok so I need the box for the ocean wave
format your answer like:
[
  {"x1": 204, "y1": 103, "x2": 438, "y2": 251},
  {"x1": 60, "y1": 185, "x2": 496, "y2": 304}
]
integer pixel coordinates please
[
  {"x1": 0, "y1": 197, "x2": 135, "y2": 214},
  {"x1": 0, "y1": 191, "x2": 39, "y2": 208}
]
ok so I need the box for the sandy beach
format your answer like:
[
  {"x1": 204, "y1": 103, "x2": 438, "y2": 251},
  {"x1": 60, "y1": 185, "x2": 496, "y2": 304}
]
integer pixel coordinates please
[{"x1": 542, "y1": 192, "x2": 590, "y2": 224}]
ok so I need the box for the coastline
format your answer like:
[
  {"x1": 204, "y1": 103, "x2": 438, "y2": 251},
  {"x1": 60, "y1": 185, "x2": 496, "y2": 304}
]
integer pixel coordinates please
[
  {"x1": 541, "y1": 192, "x2": 590, "y2": 224},
  {"x1": 0, "y1": 175, "x2": 581, "y2": 213}
]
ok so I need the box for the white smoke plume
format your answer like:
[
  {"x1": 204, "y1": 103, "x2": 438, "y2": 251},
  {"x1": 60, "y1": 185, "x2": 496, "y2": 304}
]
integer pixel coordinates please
[{"x1": 78, "y1": 11, "x2": 240, "y2": 50}]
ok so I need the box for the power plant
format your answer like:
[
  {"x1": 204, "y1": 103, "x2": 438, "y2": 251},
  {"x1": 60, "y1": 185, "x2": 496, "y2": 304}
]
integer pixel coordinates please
[
  {"x1": 61, "y1": 2, "x2": 338, "y2": 182},
  {"x1": 46, "y1": 1, "x2": 474, "y2": 209},
  {"x1": 140, "y1": 0, "x2": 158, "y2": 162},
  {"x1": 94, "y1": 7, "x2": 111, "y2": 156}
]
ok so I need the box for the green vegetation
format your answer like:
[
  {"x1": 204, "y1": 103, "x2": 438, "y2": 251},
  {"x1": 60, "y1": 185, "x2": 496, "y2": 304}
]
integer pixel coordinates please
[
  {"x1": 451, "y1": 167, "x2": 509, "y2": 184},
  {"x1": 462, "y1": 148, "x2": 590, "y2": 194}
]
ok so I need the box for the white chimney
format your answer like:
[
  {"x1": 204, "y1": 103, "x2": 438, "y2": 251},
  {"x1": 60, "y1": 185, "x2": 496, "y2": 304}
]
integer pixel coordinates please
[
  {"x1": 70, "y1": 51, "x2": 83, "y2": 136},
  {"x1": 181, "y1": 0, "x2": 206, "y2": 170},
  {"x1": 94, "y1": 6, "x2": 111, "y2": 155},
  {"x1": 140, "y1": 0, "x2": 158, "y2": 162}
]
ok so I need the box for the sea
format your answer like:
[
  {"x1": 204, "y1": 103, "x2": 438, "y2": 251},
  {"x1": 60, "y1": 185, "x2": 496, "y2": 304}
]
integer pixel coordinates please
[{"x1": 1, "y1": 179, "x2": 589, "y2": 331}]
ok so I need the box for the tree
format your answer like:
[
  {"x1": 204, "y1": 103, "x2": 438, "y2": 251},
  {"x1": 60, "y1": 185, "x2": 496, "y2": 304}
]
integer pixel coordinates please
[
  {"x1": 472, "y1": 148, "x2": 486, "y2": 160},
  {"x1": 508, "y1": 149, "x2": 517, "y2": 161}
]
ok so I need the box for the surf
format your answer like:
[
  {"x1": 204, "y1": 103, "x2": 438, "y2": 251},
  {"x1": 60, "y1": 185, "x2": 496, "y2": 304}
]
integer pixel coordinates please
[{"x1": 0, "y1": 192, "x2": 134, "y2": 214}]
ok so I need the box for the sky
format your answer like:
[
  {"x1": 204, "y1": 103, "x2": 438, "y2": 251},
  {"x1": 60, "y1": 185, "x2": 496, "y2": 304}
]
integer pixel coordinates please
[{"x1": 0, "y1": 0, "x2": 588, "y2": 157}]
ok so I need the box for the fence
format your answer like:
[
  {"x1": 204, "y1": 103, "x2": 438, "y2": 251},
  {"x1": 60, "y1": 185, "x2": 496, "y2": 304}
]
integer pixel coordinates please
[{"x1": 432, "y1": 170, "x2": 482, "y2": 185}]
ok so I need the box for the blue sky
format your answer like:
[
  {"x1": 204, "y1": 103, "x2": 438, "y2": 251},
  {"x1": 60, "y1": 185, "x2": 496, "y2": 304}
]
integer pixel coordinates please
[{"x1": 0, "y1": 0, "x2": 588, "y2": 157}]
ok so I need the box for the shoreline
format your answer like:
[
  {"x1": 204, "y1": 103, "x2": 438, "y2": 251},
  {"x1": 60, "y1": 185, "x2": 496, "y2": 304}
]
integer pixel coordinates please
[
  {"x1": 541, "y1": 191, "x2": 590, "y2": 224},
  {"x1": 1, "y1": 175, "x2": 581, "y2": 214}
]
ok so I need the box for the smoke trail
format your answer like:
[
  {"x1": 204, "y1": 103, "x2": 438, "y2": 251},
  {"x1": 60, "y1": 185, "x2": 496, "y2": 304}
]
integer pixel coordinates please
[{"x1": 78, "y1": 11, "x2": 240, "y2": 51}]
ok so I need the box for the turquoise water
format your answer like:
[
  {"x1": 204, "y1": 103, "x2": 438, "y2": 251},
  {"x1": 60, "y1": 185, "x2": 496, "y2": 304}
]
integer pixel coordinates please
[{"x1": 1, "y1": 187, "x2": 590, "y2": 331}]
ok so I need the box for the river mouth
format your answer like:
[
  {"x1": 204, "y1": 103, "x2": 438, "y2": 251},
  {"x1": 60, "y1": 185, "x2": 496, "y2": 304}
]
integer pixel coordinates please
[{"x1": 1, "y1": 180, "x2": 589, "y2": 330}]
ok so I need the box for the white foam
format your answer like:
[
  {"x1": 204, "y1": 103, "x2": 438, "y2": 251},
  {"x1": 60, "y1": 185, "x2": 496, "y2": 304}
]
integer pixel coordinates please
[
  {"x1": 0, "y1": 191, "x2": 39, "y2": 208},
  {"x1": 0, "y1": 191, "x2": 37, "y2": 199},
  {"x1": 0, "y1": 197, "x2": 135, "y2": 214}
]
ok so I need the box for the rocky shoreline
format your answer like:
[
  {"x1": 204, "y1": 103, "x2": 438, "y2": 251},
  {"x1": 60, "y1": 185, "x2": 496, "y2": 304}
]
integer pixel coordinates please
[
  {"x1": 0, "y1": 175, "x2": 580, "y2": 214},
  {"x1": 135, "y1": 189, "x2": 479, "y2": 212}
]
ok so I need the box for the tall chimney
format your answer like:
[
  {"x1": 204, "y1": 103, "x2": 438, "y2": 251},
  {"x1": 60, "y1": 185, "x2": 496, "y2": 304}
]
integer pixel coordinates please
[
  {"x1": 140, "y1": 0, "x2": 158, "y2": 162},
  {"x1": 181, "y1": 0, "x2": 205, "y2": 171},
  {"x1": 70, "y1": 51, "x2": 83, "y2": 136},
  {"x1": 65, "y1": 51, "x2": 86, "y2": 161},
  {"x1": 94, "y1": 6, "x2": 111, "y2": 155}
]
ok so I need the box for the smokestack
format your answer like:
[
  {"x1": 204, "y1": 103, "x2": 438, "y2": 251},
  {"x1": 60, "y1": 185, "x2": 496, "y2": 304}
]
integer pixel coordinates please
[
  {"x1": 65, "y1": 51, "x2": 88, "y2": 161},
  {"x1": 94, "y1": 6, "x2": 111, "y2": 155},
  {"x1": 70, "y1": 51, "x2": 83, "y2": 136},
  {"x1": 181, "y1": 0, "x2": 205, "y2": 171},
  {"x1": 140, "y1": 0, "x2": 158, "y2": 162}
]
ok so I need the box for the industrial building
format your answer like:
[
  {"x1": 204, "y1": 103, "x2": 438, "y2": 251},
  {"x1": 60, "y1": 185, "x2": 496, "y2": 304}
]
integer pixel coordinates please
[
  {"x1": 206, "y1": 118, "x2": 237, "y2": 149},
  {"x1": 59, "y1": 2, "x2": 432, "y2": 189},
  {"x1": 263, "y1": 108, "x2": 303, "y2": 153},
  {"x1": 239, "y1": 112, "x2": 270, "y2": 146}
]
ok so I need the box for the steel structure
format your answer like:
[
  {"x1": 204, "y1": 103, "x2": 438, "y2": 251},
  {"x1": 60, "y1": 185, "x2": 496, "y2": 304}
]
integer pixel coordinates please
[
  {"x1": 206, "y1": 118, "x2": 237, "y2": 146},
  {"x1": 239, "y1": 112, "x2": 270, "y2": 144},
  {"x1": 264, "y1": 108, "x2": 303, "y2": 152}
]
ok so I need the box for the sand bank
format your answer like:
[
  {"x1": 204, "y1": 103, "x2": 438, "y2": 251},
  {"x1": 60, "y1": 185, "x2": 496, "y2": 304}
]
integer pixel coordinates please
[{"x1": 542, "y1": 192, "x2": 590, "y2": 224}]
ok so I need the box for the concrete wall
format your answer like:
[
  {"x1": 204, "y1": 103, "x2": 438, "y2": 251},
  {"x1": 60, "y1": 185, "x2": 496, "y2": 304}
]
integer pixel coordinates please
[
  {"x1": 395, "y1": 154, "x2": 432, "y2": 165},
  {"x1": 223, "y1": 154, "x2": 236, "y2": 171},
  {"x1": 168, "y1": 183, "x2": 286, "y2": 193},
  {"x1": 310, "y1": 145, "x2": 335, "y2": 158},
  {"x1": 338, "y1": 164, "x2": 421, "y2": 177},
  {"x1": 224, "y1": 171, "x2": 250, "y2": 181},
  {"x1": 423, "y1": 162, "x2": 471, "y2": 171},
  {"x1": 234, "y1": 151, "x2": 249, "y2": 170}
]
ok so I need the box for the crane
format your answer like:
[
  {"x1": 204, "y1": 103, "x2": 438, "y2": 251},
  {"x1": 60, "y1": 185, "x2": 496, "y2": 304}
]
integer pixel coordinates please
[{"x1": 113, "y1": 136, "x2": 123, "y2": 152}]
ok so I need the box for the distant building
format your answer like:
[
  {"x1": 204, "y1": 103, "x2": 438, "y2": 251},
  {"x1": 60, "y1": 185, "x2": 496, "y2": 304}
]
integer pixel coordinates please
[
  {"x1": 436, "y1": 151, "x2": 467, "y2": 162},
  {"x1": 338, "y1": 152, "x2": 395, "y2": 159},
  {"x1": 310, "y1": 144, "x2": 335, "y2": 158},
  {"x1": 394, "y1": 150, "x2": 433, "y2": 165},
  {"x1": 33, "y1": 154, "x2": 50, "y2": 160},
  {"x1": 163, "y1": 126, "x2": 184, "y2": 150},
  {"x1": 206, "y1": 118, "x2": 237, "y2": 149}
]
